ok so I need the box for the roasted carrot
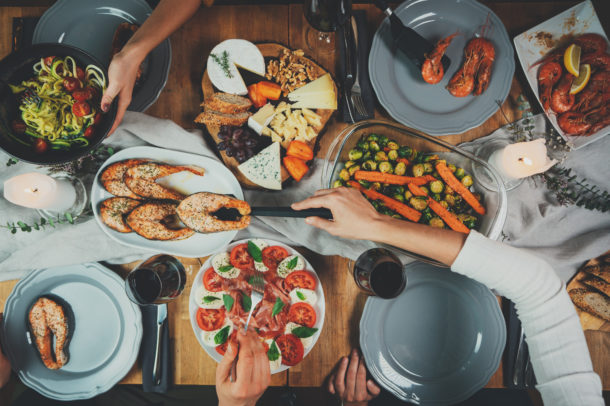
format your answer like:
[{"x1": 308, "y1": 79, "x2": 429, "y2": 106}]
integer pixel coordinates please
[
  {"x1": 408, "y1": 183, "x2": 469, "y2": 234},
  {"x1": 397, "y1": 158, "x2": 410, "y2": 165},
  {"x1": 283, "y1": 156, "x2": 309, "y2": 181},
  {"x1": 354, "y1": 171, "x2": 434, "y2": 186},
  {"x1": 408, "y1": 182, "x2": 427, "y2": 196},
  {"x1": 435, "y1": 162, "x2": 486, "y2": 215},
  {"x1": 348, "y1": 181, "x2": 421, "y2": 222},
  {"x1": 286, "y1": 140, "x2": 314, "y2": 161}
]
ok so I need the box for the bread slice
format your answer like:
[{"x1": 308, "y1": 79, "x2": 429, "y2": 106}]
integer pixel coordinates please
[
  {"x1": 202, "y1": 93, "x2": 252, "y2": 114},
  {"x1": 569, "y1": 288, "x2": 610, "y2": 321},
  {"x1": 194, "y1": 110, "x2": 251, "y2": 127},
  {"x1": 583, "y1": 264, "x2": 610, "y2": 284},
  {"x1": 581, "y1": 275, "x2": 610, "y2": 297}
]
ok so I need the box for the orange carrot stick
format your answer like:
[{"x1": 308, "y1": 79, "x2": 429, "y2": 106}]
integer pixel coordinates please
[
  {"x1": 348, "y1": 181, "x2": 421, "y2": 222},
  {"x1": 408, "y1": 182, "x2": 427, "y2": 196},
  {"x1": 354, "y1": 171, "x2": 434, "y2": 186},
  {"x1": 408, "y1": 183, "x2": 470, "y2": 234},
  {"x1": 435, "y1": 162, "x2": 486, "y2": 215}
]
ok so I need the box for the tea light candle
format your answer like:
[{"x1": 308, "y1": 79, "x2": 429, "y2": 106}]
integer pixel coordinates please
[
  {"x1": 4, "y1": 172, "x2": 77, "y2": 212},
  {"x1": 488, "y1": 138, "x2": 557, "y2": 180}
]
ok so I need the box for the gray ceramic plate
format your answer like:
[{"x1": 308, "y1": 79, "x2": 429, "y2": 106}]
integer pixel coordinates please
[
  {"x1": 360, "y1": 262, "x2": 505, "y2": 405},
  {"x1": 1, "y1": 263, "x2": 142, "y2": 401},
  {"x1": 32, "y1": 0, "x2": 171, "y2": 112},
  {"x1": 369, "y1": 0, "x2": 514, "y2": 135}
]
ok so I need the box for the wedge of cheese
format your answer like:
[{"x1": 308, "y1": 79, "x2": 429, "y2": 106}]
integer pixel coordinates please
[
  {"x1": 207, "y1": 39, "x2": 265, "y2": 96},
  {"x1": 238, "y1": 142, "x2": 282, "y2": 190},
  {"x1": 288, "y1": 73, "x2": 337, "y2": 110},
  {"x1": 248, "y1": 103, "x2": 276, "y2": 134}
]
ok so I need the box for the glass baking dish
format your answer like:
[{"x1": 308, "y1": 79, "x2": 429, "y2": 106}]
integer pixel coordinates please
[{"x1": 321, "y1": 120, "x2": 508, "y2": 267}]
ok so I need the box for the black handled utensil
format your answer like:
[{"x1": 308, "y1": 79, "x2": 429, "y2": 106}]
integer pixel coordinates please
[
  {"x1": 213, "y1": 206, "x2": 333, "y2": 221},
  {"x1": 374, "y1": 0, "x2": 451, "y2": 72}
]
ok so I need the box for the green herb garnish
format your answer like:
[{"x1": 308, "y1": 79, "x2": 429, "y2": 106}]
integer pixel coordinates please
[
  {"x1": 296, "y1": 291, "x2": 306, "y2": 301},
  {"x1": 267, "y1": 341, "x2": 280, "y2": 361},
  {"x1": 203, "y1": 296, "x2": 220, "y2": 304},
  {"x1": 286, "y1": 256, "x2": 299, "y2": 270},
  {"x1": 214, "y1": 325, "x2": 231, "y2": 345},
  {"x1": 242, "y1": 294, "x2": 252, "y2": 312},
  {"x1": 218, "y1": 265, "x2": 233, "y2": 273},
  {"x1": 248, "y1": 241, "x2": 263, "y2": 262},
  {"x1": 223, "y1": 294, "x2": 234, "y2": 311},
  {"x1": 292, "y1": 326, "x2": 318, "y2": 338},
  {"x1": 210, "y1": 50, "x2": 233, "y2": 79},
  {"x1": 271, "y1": 297, "x2": 284, "y2": 317}
]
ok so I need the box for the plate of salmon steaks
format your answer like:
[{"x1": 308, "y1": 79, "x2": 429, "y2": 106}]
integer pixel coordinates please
[
  {"x1": 91, "y1": 146, "x2": 245, "y2": 258},
  {"x1": 189, "y1": 238, "x2": 325, "y2": 373}
]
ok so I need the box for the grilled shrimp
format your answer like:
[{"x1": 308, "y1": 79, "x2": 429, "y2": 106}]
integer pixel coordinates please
[
  {"x1": 421, "y1": 33, "x2": 458, "y2": 84},
  {"x1": 177, "y1": 192, "x2": 251, "y2": 233},
  {"x1": 124, "y1": 163, "x2": 205, "y2": 200},
  {"x1": 28, "y1": 297, "x2": 72, "y2": 370},
  {"x1": 573, "y1": 71, "x2": 610, "y2": 113},
  {"x1": 126, "y1": 202, "x2": 195, "y2": 240},
  {"x1": 100, "y1": 159, "x2": 149, "y2": 199},
  {"x1": 447, "y1": 37, "x2": 495, "y2": 97},
  {"x1": 551, "y1": 73, "x2": 575, "y2": 113},
  {"x1": 538, "y1": 61, "x2": 562, "y2": 111}
]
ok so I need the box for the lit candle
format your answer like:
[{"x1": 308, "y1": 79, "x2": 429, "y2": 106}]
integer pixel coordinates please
[
  {"x1": 4, "y1": 172, "x2": 76, "y2": 212},
  {"x1": 488, "y1": 138, "x2": 557, "y2": 180}
]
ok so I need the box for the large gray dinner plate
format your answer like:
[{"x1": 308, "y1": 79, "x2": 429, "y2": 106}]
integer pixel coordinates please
[
  {"x1": 32, "y1": 0, "x2": 171, "y2": 112},
  {"x1": 1, "y1": 263, "x2": 142, "y2": 401},
  {"x1": 360, "y1": 262, "x2": 505, "y2": 405},
  {"x1": 369, "y1": 0, "x2": 514, "y2": 135}
]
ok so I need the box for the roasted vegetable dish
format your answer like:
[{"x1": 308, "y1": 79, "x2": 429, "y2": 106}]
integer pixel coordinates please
[{"x1": 334, "y1": 133, "x2": 486, "y2": 234}]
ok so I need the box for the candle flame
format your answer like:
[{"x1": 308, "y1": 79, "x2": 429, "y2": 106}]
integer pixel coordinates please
[
  {"x1": 24, "y1": 187, "x2": 39, "y2": 194},
  {"x1": 518, "y1": 157, "x2": 533, "y2": 166}
]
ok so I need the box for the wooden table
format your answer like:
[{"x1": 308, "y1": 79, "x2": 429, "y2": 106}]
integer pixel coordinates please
[{"x1": 0, "y1": 0, "x2": 608, "y2": 392}]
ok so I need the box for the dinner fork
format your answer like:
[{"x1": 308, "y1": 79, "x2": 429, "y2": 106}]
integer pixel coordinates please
[
  {"x1": 230, "y1": 273, "x2": 265, "y2": 382},
  {"x1": 349, "y1": 16, "x2": 368, "y2": 118}
]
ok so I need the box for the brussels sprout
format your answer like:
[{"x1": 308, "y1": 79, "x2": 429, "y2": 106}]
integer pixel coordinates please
[
  {"x1": 455, "y1": 167, "x2": 466, "y2": 179},
  {"x1": 370, "y1": 182, "x2": 382, "y2": 191},
  {"x1": 429, "y1": 217, "x2": 445, "y2": 228},
  {"x1": 387, "y1": 141, "x2": 400, "y2": 150},
  {"x1": 398, "y1": 146, "x2": 413, "y2": 158},
  {"x1": 432, "y1": 193, "x2": 442, "y2": 201},
  {"x1": 348, "y1": 165, "x2": 361, "y2": 176},
  {"x1": 445, "y1": 194, "x2": 456, "y2": 206},
  {"x1": 362, "y1": 151, "x2": 372, "y2": 161},
  {"x1": 411, "y1": 151, "x2": 420, "y2": 163},
  {"x1": 423, "y1": 163, "x2": 434, "y2": 173},
  {"x1": 358, "y1": 180, "x2": 371, "y2": 188},
  {"x1": 394, "y1": 162, "x2": 407, "y2": 176},
  {"x1": 393, "y1": 194, "x2": 405, "y2": 202},
  {"x1": 429, "y1": 180, "x2": 444, "y2": 194},
  {"x1": 422, "y1": 154, "x2": 440, "y2": 162},
  {"x1": 344, "y1": 160, "x2": 357, "y2": 169},
  {"x1": 445, "y1": 185, "x2": 454, "y2": 194},
  {"x1": 362, "y1": 160, "x2": 377, "y2": 171},
  {"x1": 448, "y1": 163, "x2": 457, "y2": 173},
  {"x1": 388, "y1": 150, "x2": 399, "y2": 161},
  {"x1": 357, "y1": 141, "x2": 370, "y2": 151},
  {"x1": 440, "y1": 200, "x2": 449, "y2": 209},
  {"x1": 367, "y1": 134, "x2": 379, "y2": 142},
  {"x1": 333, "y1": 179, "x2": 344, "y2": 188},
  {"x1": 380, "y1": 207, "x2": 394, "y2": 216},
  {"x1": 339, "y1": 169, "x2": 350, "y2": 181},
  {"x1": 371, "y1": 201, "x2": 381, "y2": 210},
  {"x1": 378, "y1": 135, "x2": 389, "y2": 146},
  {"x1": 434, "y1": 159, "x2": 447, "y2": 166},
  {"x1": 457, "y1": 214, "x2": 478, "y2": 229},
  {"x1": 421, "y1": 208, "x2": 433, "y2": 223},
  {"x1": 419, "y1": 186, "x2": 429, "y2": 195},
  {"x1": 375, "y1": 151, "x2": 388, "y2": 162},
  {"x1": 404, "y1": 190, "x2": 413, "y2": 200},
  {"x1": 369, "y1": 141, "x2": 381, "y2": 152},
  {"x1": 461, "y1": 175, "x2": 473, "y2": 187},
  {"x1": 387, "y1": 185, "x2": 404, "y2": 195},
  {"x1": 378, "y1": 161, "x2": 393, "y2": 173},
  {"x1": 409, "y1": 197, "x2": 428, "y2": 211},
  {"x1": 348, "y1": 149, "x2": 363, "y2": 161},
  {"x1": 412, "y1": 163, "x2": 425, "y2": 177}
]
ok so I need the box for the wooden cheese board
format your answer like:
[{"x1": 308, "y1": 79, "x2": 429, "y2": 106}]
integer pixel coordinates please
[
  {"x1": 200, "y1": 42, "x2": 337, "y2": 190},
  {"x1": 567, "y1": 251, "x2": 610, "y2": 332}
]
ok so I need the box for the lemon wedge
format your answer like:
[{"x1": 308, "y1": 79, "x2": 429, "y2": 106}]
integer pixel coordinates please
[
  {"x1": 564, "y1": 44, "x2": 581, "y2": 76},
  {"x1": 570, "y1": 64, "x2": 591, "y2": 94}
]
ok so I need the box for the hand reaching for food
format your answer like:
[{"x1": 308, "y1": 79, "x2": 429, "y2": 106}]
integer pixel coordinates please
[
  {"x1": 0, "y1": 314, "x2": 12, "y2": 389},
  {"x1": 216, "y1": 329, "x2": 270, "y2": 406},
  {"x1": 328, "y1": 349, "x2": 381, "y2": 406}
]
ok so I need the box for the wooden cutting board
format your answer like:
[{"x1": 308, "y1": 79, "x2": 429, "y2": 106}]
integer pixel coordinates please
[
  {"x1": 567, "y1": 250, "x2": 610, "y2": 332},
  {"x1": 200, "y1": 42, "x2": 336, "y2": 189}
]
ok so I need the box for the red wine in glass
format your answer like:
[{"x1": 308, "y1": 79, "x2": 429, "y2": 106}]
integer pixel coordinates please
[
  {"x1": 126, "y1": 255, "x2": 186, "y2": 305},
  {"x1": 304, "y1": 0, "x2": 350, "y2": 53},
  {"x1": 352, "y1": 248, "x2": 406, "y2": 299}
]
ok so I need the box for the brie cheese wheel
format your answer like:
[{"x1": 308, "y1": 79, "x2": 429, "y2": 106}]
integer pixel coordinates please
[
  {"x1": 277, "y1": 255, "x2": 305, "y2": 278},
  {"x1": 238, "y1": 142, "x2": 282, "y2": 190},
  {"x1": 285, "y1": 322, "x2": 314, "y2": 349},
  {"x1": 248, "y1": 103, "x2": 276, "y2": 134},
  {"x1": 212, "y1": 252, "x2": 240, "y2": 279},
  {"x1": 207, "y1": 39, "x2": 265, "y2": 95},
  {"x1": 194, "y1": 285, "x2": 225, "y2": 309}
]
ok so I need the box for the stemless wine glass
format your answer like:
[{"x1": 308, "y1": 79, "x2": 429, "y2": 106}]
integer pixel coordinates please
[
  {"x1": 125, "y1": 254, "x2": 186, "y2": 305},
  {"x1": 350, "y1": 248, "x2": 406, "y2": 299},
  {"x1": 304, "y1": 0, "x2": 350, "y2": 54}
]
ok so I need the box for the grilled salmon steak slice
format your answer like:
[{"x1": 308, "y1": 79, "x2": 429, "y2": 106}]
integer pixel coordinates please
[
  {"x1": 100, "y1": 159, "x2": 149, "y2": 199},
  {"x1": 124, "y1": 163, "x2": 205, "y2": 200},
  {"x1": 177, "y1": 192, "x2": 251, "y2": 233},
  {"x1": 126, "y1": 202, "x2": 195, "y2": 240},
  {"x1": 100, "y1": 197, "x2": 141, "y2": 233},
  {"x1": 28, "y1": 296, "x2": 73, "y2": 370}
]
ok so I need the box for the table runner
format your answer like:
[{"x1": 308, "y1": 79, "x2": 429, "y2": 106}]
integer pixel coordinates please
[{"x1": 0, "y1": 112, "x2": 607, "y2": 282}]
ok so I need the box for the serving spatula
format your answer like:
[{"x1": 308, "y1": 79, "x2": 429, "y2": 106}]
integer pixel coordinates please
[{"x1": 213, "y1": 206, "x2": 333, "y2": 221}]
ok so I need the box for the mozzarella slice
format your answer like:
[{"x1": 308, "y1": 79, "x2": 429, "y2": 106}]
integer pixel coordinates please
[
  {"x1": 277, "y1": 255, "x2": 305, "y2": 278},
  {"x1": 201, "y1": 319, "x2": 234, "y2": 347},
  {"x1": 289, "y1": 288, "x2": 317, "y2": 306},
  {"x1": 285, "y1": 321, "x2": 314, "y2": 349},
  {"x1": 265, "y1": 338, "x2": 282, "y2": 371},
  {"x1": 212, "y1": 252, "x2": 240, "y2": 279},
  {"x1": 194, "y1": 285, "x2": 225, "y2": 309},
  {"x1": 255, "y1": 261, "x2": 269, "y2": 272},
  {"x1": 207, "y1": 39, "x2": 265, "y2": 95}
]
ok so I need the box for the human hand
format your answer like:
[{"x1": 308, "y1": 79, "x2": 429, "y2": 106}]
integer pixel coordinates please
[
  {"x1": 291, "y1": 187, "x2": 383, "y2": 240},
  {"x1": 328, "y1": 349, "x2": 380, "y2": 406},
  {"x1": 0, "y1": 314, "x2": 12, "y2": 389},
  {"x1": 216, "y1": 329, "x2": 270, "y2": 406}
]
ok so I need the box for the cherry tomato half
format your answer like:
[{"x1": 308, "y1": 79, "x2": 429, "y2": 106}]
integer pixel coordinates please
[
  {"x1": 285, "y1": 270, "x2": 317, "y2": 291},
  {"x1": 33, "y1": 139, "x2": 48, "y2": 154},
  {"x1": 262, "y1": 246, "x2": 289, "y2": 271},
  {"x1": 276, "y1": 334, "x2": 304, "y2": 366},
  {"x1": 11, "y1": 120, "x2": 26, "y2": 134},
  {"x1": 72, "y1": 101, "x2": 91, "y2": 117},
  {"x1": 43, "y1": 56, "x2": 55, "y2": 66},
  {"x1": 72, "y1": 89, "x2": 90, "y2": 101},
  {"x1": 76, "y1": 67, "x2": 85, "y2": 81},
  {"x1": 230, "y1": 243, "x2": 254, "y2": 270},
  {"x1": 83, "y1": 126, "x2": 95, "y2": 139},
  {"x1": 288, "y1": 302, "x2": 317, "y2": 328},
  {"x1": 203, "y1": 267, "x2": 224, "y2": 292},
  {"x1": 196, "y1": 307, "x2": 225, "y2": 331},
  {"x1": 63, "y1": 77, "x2": 81, "y2": 92}
]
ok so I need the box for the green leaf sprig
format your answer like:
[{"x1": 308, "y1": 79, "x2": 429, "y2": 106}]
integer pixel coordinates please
[
  {"x1": 223, "y1": 294, "x2": 234, "y2": 311},
  {"x1": 267, "y1": 341, "x2": 280, "y2": 361},
  {"x1": 210, "y1": 50, "x2": 233, "y2": 79},
  {"x1": 2, "y1": 213, "x2": 76, "y2": 234},
  {"x1": 247, "y1": 241, "x2": 263, "y2": 262},
  {"x1": 292, "y1": 326, "x2": 318, "y2": 339},
  {"x1": 271, "y1": 297, "x2": 284, "y2": 317}
]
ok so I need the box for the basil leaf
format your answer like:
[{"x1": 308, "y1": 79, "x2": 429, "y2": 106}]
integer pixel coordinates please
[
  {"x1": 292, "y1": 326, "x2": 318, "y2": 338},
  {"x1": 271, "y1": 297, "x2": 285, "y2": 317},
  {"x1": 214, "y1": 325, "x2": 231, "y2": 345},
  {"x1": 286, "y1": 256, "x2": 299, "y2": 270},
  {"x1": 247, "y1": 241, "x2": 263, "y2": 263},
  {"x1": 242, "y1": 293, "x2": 252, "y2": 312},
  {"x1": 203, "y1": 295, "x2": 220, "y2": 304},
  {"x1": 223, "y1": 294, "x2": 234, "y2": 311},
  {"x1": 296, "y1": 291, "x2": 306, "y2": 301},
  {"x1": 267, "y1": 341, "x2": 280, "y2": 361},
  {"x1": 218, "y1": 265, "x2": 233, "y2": 273}
]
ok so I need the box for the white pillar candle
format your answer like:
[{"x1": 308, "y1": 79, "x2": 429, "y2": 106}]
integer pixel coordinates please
[
  {"x1": 488, "y1": 138, "x2": 557, "y2": 180},
  {"x1": 3, "y1": 173, "x2": 76, "y2": 212}
]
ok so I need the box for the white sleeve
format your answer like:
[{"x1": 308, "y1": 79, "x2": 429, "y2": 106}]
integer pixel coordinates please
[{"x1": 451, "y1": 231, "x2": 604, "y2": 406}]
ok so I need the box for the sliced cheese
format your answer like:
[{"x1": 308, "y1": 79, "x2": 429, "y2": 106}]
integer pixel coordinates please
[
  {"x1": 277, "y1": 255, "x2": 305, "y2": 278},
  {"x1": 194, "y1": 285, "x2": 225, "y2": 309},
  {"x1": 288, "y1": 73, "x2": 337, "y2": 110},
  {"x1": 248, "y1": 103, "x2": 276, "y2": 134},
  {"x1": 238, "y1": 142, "x2": 282, "y2": 190},
  {"x1": 207, "y1": 39, "x2": 265, "y2": 96}
]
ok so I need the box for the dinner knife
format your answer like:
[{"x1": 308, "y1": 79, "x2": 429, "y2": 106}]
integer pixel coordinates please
[
  {"x1": 373, "y1": 0, "x2": 450, "y2": 71},
  {"x1": 152, "y1": 303, "x2": 167, "y2": 386}
]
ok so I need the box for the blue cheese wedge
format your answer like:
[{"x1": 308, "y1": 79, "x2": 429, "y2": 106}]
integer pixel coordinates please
[
  {"x1": 277, "y1": 255, "x2": 304, "y2": 278},
  {"x1": 201, "y1": 319, "x2": 234, "y2": 347},
  {"x1": 265, "y1": 338, "x2": 282, "y2": 371},
  {"x1": 285, "y1": 322, "x2": 314, "y2": 349},
  {"x1": 207, "y1": 39, "x2": 265, "y2": 95},
  {"x1": 212, "y1": 252, "x2": 240, "y2": 279},
  {"x1": 289, "y1": 288, "x2": 317, "y2": 306},
  {"x1": 194, "y1": 285, "x2": 225, "y2": 309},
  {"x1": 238, "y1": 142, "x2": 282, "y2": 190}
]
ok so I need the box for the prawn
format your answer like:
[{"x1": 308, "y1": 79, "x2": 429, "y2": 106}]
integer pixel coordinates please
[
  {"x1": 421, "y1": 33, "x2": 458, "y2": 84},
  {"x1": 537, "y1": 61, "x2": 562, "y2": 111},
  {"x1": 550, "y1": 73, "x2": 575, "y2": 113}
]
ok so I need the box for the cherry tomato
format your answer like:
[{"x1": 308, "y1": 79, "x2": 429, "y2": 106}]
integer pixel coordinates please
[
  {"x1": 276, "y1": 334, "x2": 304, "y2": 366},
  {"x1": 196, "y1": 308, "x2": 225, "y2": 331},
  {"x1": 72, "y1": 89, "x2": 90, "y2": 101},
  {"x1": 83, "y1": 126, "x2": 95, "y2": 138},
  {"x1": 86, "y1": 86, "x2": 98, "y2": 100},
  {"x1": 203, "y1": 267, "x2": 224, "y2": 292},
  {"x1": 288, "y1": 302, "x2": 317, "y2": 328},
  {"x1": 93, "y1": 112, "x2": 102, "y2": 125},
  {"x1": 76, "y1": 67, "x2": 85, "y2": 81},
  {"x1": 216, "y1": 331, "x2": 237, "y2": 355},
  {"x1": 63, "y1": 77, "x2": 81, "y2": 92},
  {"x1": 43, "y1": 56, "x2": 55, "y2": 66},
  {"x1": 230, "y1": 243, "x2": 254, "y2": 270},
  {"x1": 11, "y1": 120, "x2": 26, "y2": 134},
  {"x1": 285, "y1": 271, "x2": 317, "y2": 291},
  {"x1": 72, "y1": 101, "x2": 91, "y2": 117},
  {"x1": 33, "y1": 139, "x2": 48, "y2": 154},
  {"x1": 262, "y1": 246, "x2": 289, "y2": 271}
]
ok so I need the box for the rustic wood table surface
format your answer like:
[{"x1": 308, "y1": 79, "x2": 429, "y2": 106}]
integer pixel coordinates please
[{"x1": 0, "y1": 0, "x2": 608, "y2": 394}]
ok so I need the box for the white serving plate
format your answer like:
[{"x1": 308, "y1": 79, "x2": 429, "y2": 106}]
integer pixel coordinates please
[
  {"x1": 188, "y1": 238, "x2": 326, "y2": 374},
  {"x1": 514, "y1": 0, "x2": 609, "y2": 150},
  {"x1": 91, "y1": 146, "x2": 244, "y2": 258}
]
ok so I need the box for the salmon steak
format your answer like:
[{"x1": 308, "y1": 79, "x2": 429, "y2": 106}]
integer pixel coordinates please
[
  {"x1": 126, "y1": 201, "x2": 195, "y2": 240},
  {"x1": 99, "y1": 197, "x2": 141, "y2": 233},
  {"x1": 177, "y1": 192, "x2": 251, "y2": 233},
  {"x1": 124, "y1": 163, "x2": 205, "y2": 200},
  {"x1": 100, "y1": 159, "x2": 149, "y2": 199},
  {"x1": 28, "y1": 296, "x2": 73, "y2": 370}
]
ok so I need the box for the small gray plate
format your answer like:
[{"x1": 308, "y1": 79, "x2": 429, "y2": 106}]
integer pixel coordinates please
[
  {"x1": 369, "y1": 0, "x2": 514, "y2": 135},
  {"x1": 32, "y1": 0, "x2": 171, "y2": 112},
  {"x1": 1, "y1": 263, "x2": 142, "y2": 401},
  {"x1": 360, "y1": 262, "x2": 505, "y2": 405}
]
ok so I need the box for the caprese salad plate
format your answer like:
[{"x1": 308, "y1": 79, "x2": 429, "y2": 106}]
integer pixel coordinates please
[{"x1": 188, "y1": 238, "x2": 325, "y2": 373}]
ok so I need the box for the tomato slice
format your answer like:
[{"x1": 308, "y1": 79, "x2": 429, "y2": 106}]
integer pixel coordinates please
[
  {"x1": 262, "y1": 246, "x2": 289, "y2": 271},
  {"x1": 72, "y1": 89, "x2": 90, "y2": 101},
  {"x1": 72, "y1": 101, "x2": 91, "y2": 117},
  {"x1": 83, "y1": 126, "x2": 95, "y2": 138},
  {"x1": 33, "y1": 139, "x2": 48, "y2": 154},
  {"x1": 230, "y1": 243, "x2": 254, "y2": 270},
  {"x1": 285, "y1": 270, "x2": 317, "y2": 291},
  {"x1": 196, "y1": 308, "x2": 225, "y2": 331},
  {"x1": 216, "y1": 331, "x2": 237, "y2": 355},
  {"x1": 203, "y1": 267, "x2": 224, "y2": 292},
  {"x1": 288, "y1": 302, "x2": 317, "y2": 328},
  {"x1": 276, "y1": 334, "x2": 304, "y2": 366}
]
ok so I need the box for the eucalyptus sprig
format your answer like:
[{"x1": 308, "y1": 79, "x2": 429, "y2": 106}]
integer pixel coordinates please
[
  {"x1": 46, "y1": 145, "x2": 115, "y2": 176},
  {"x1": 2, "y1": 213, "x2": 77, "y2": 234},
  {"x1": 6, "y1": 158, "x2": 18, "y2": 167}
]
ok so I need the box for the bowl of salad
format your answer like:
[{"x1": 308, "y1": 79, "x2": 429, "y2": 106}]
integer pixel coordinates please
[
  {"x1": 322, "y1": 120, "x2": 508, "y2": 266},
  {"x1": 0, "y1": 43, "x2": 117, "y2": 164}
]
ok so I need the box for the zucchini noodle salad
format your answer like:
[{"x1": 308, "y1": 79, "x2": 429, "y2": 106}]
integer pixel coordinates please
[{"x1": 9, "y1": 56, "x2": 106, "y2": 152}]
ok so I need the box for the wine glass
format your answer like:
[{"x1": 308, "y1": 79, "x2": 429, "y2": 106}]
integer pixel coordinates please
[
  {"x1": 304, "y1": 0, "x2": 350, "y2": 54},
  {"x1": 125, "y1": 254, "x2": 186, "y2": 305},
  {"x1": 350, "y1": 248, "x2": 406, "y2": 299}
]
